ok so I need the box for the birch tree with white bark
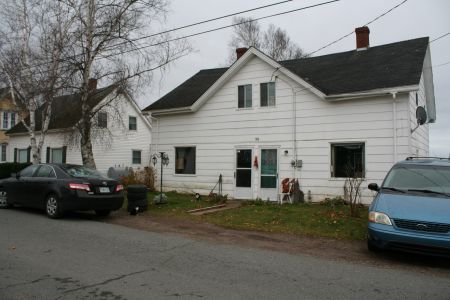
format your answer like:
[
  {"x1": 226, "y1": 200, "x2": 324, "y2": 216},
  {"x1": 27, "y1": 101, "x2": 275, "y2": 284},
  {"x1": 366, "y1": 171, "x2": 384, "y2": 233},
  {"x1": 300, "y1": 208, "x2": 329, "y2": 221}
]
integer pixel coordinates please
[
  {"x1": 59, "y1": 0, "x2": 191, "y2": 169},
  {"x1": 0, "y1": 0, "x2": 75, "y2": 164}
]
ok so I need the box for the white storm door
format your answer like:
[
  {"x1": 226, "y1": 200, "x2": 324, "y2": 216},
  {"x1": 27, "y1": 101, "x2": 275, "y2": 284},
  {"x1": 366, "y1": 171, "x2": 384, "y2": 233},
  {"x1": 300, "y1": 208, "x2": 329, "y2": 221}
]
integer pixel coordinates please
[{"x1": 234, "y1": 149, "x2": 252, "y2": 199}]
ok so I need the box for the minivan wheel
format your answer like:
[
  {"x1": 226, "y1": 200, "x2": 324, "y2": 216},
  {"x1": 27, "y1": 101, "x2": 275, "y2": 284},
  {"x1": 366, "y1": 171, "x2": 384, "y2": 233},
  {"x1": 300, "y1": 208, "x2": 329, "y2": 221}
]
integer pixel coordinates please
[
  {"x1": 367, "y1": 239, "x2": 382, "y2": 253},
  {"x1": 0, "y1": 190, "x2": 11, "y2": 209},
  {"x1": 95, "y1": 209, "x2": 111, "y2": 217},
  {"x1": 46, "y1": 194, "x2": 62, "y2": 219}
]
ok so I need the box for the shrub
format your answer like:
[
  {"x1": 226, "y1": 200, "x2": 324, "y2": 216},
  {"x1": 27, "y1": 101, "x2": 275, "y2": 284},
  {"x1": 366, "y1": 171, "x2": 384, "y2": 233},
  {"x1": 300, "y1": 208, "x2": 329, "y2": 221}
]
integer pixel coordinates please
[
  {"x1": 207, "y1": 193, "x2": 228, "y2": 204},
  {"x1": 120, "y1": 166, "x2": 156, "y2": 191},
  {"x1": 0, "y1": 162, "x2": 32, "y2": 179}
]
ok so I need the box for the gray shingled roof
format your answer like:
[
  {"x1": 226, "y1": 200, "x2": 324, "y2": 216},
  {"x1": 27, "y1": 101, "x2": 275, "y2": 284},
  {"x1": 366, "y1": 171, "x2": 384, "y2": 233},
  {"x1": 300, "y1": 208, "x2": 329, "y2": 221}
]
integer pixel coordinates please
[
  {"x1": 143, "y1": 37, "x2": 429, "y2": 111},
  {"x1": 7, "y1": 85, "x2": 117, "y2": 134}
]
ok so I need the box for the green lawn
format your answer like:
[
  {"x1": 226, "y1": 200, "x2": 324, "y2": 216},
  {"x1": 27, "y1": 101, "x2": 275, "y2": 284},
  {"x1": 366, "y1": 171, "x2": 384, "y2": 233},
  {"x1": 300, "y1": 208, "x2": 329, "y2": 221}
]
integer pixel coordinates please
[{"x1": 126, "y1": 191, "x2": 369, "y2": 240}]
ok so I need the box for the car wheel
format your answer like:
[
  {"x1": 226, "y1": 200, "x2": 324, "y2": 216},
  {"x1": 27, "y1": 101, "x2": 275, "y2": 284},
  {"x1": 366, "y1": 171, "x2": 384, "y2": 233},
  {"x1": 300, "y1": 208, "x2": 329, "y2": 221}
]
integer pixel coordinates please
[
  {"x1": 367, "y1": 239, "x2": 382, "y2": 253},
  {"x1": 0, "y1": 190, "x2": 11, "y2": 209},
  {"x1": 46, "y1": 194, "x2": 62, "y2": 219},
  {"x1": 95, "y1": 209, "x2": 111, "y2": 217}
]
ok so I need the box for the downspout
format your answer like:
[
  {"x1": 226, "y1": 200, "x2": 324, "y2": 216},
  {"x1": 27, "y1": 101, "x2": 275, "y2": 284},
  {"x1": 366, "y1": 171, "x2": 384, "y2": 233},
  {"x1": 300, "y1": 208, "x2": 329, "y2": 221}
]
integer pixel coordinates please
[
  {"x1": 272, "y1": 71, "x2": 297, "y2": 179},
  {"x1": 150, "y1": 115, "x2": 159, "y2": 154},
  {"x1": 391, "y1": 92, "x2": 397, "y2": 163}
]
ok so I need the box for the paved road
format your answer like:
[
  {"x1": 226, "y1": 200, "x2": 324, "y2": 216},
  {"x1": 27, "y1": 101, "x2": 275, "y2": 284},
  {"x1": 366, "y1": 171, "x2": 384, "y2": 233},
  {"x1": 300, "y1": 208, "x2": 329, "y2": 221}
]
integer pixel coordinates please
[{"x1": 1, "y1": 209, "x2": 449, "y2": 300}]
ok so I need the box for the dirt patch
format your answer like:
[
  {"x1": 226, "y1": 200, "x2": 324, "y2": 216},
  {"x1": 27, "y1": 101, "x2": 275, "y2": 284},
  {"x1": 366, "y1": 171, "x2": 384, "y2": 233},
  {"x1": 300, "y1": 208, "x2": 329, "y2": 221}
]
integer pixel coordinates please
[{"x1": 106, "y1": 210, "x2": 450, "y2": 278}]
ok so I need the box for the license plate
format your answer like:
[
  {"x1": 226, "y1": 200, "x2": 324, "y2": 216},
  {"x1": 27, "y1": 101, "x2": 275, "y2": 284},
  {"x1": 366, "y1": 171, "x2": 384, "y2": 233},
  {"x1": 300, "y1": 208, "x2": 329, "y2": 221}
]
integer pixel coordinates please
[{"x1": 99, "y1": 187, "x2": 110, "y2": 193}]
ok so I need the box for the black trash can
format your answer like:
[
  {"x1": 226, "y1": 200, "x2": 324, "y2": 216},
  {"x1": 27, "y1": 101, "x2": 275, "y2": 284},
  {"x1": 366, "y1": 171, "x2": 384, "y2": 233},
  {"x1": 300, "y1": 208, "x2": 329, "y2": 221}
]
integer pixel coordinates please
[{"x1": 126, "y1": 185, "x2": 148, "y2": 215}]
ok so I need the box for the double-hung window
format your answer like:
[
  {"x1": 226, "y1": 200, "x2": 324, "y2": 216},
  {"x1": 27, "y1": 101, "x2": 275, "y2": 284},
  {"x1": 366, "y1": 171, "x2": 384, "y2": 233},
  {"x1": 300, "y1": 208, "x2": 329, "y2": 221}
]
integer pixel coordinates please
[
  {"x1": 18, "y1": 149, "x2": 28, "y2": 163},
  {"x1": 132, "y1": 150, "x2": 141, "y2": 164},
  {"x1": 98, "y1": 112, "x2": 107, "y2": 128},
  {"x1": 238, "y1": 85, "x2": 252, "y2": 108},
  {"x1": 3, "y1": 112, "x2": 8, "y2": 129},
  {"x1": 1, "y1": 144, "x2": 6, "y2": 161},
  {"x1": 51, "y1": 148, "x2": 64, "y2": 163},
  {"x1": 331, "y1": 143, "x2": 365, "y2": 178},
  {"x1": 129, "y1": 116, "x2": 137, "y2": 130},
  {"x1": 10, "y1": 112, "x2": 16, "y2": 128},
  {"x1": 260, "y1": 82, "x2": 276, "y2": 107}
]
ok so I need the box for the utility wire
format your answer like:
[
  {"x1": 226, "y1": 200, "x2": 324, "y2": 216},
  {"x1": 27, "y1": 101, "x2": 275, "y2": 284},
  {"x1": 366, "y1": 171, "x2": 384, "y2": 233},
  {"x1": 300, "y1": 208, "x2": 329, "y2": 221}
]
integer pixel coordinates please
[
  {"x1": 98, "y1": 0, "x2": 341, "y2": 62},
  {"x1": 21, "y1": 0, "x2": 341, "y2": 72},
  {"x1": 305, "y1": 0, "x2": 409, "y2": 56}
]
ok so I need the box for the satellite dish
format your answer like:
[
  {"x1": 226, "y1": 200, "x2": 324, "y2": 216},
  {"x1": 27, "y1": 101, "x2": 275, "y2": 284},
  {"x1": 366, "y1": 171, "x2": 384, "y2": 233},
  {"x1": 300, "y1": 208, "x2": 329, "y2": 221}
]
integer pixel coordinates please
[{"x1": 416, "y1": 106, "x2": 427, "y2": 125}]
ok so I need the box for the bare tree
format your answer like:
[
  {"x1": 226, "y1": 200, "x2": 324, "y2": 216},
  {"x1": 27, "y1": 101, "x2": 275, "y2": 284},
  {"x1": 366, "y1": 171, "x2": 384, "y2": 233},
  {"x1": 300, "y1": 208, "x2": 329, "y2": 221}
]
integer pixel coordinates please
[
  {"x1": 343, "y1": 164, "x2": 364, "y2": 217},
  {"x1": 58, "y1": 0, "x2": 191, "y2": 169},
  {"x1": 0, "y1": 0, "x2": 75, "y2": 163},
  {"x1": 228, "y1": 16, "x2": 303, "y2": 63}
]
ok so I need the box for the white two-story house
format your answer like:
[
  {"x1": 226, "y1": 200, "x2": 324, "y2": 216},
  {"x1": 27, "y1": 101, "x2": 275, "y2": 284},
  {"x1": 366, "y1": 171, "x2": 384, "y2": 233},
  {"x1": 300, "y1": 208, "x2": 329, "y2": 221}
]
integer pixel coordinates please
[
  {"x1": 7, "y1": 81, "x2": 152, "y2": 174},
  {"x1": 144, "y1": 27, "x2": 436, "y2": 203}
]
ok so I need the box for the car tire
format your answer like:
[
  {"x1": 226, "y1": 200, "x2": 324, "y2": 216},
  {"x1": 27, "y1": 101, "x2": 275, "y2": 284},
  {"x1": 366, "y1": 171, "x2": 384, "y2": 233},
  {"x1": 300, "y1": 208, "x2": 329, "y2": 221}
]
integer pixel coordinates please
[
  {"x1": 367, "y1": 239, "x2": 382, "y2": 253},
  {"x1": 95, "y1": 209, "x2": 111, "y2": 217},
  {"x1": 45, "y1": 194, "x2": 62, "y2": 219},
  {"x1": 0, "y1": 190, "x2": 12, "y2": 209}
]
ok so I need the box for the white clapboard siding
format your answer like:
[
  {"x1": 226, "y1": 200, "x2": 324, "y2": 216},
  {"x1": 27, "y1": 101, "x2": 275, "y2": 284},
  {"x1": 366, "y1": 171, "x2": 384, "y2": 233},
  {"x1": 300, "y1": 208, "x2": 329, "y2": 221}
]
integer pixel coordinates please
[
  {"x1": 152, "y1": 55, "x2": 425, "y2": 204},
  {"x1": 7, "y1": 93, "x2": 152, "y2": 175}
]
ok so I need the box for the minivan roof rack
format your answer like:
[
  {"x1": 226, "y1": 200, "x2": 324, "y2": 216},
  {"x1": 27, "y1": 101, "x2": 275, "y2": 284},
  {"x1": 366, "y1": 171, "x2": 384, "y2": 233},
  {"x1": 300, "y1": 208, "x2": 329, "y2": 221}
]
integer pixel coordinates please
[{"x1": 405, "y1": 156, "x2": 450, "y2": 161}]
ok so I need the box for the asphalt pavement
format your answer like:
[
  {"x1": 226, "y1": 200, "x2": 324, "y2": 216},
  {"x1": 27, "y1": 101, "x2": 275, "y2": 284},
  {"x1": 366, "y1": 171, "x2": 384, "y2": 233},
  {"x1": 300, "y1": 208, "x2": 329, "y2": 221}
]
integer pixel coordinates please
[{"x1": 1, "y1": 208, "x2": 449, "y2": 300}]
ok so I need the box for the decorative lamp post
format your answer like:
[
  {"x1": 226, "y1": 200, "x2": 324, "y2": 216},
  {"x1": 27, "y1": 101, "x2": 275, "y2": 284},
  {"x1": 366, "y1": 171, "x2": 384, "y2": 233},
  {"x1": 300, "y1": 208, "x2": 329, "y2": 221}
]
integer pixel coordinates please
[{"x1": 152, "y1": 152, "x2": 169, "y2": 204}]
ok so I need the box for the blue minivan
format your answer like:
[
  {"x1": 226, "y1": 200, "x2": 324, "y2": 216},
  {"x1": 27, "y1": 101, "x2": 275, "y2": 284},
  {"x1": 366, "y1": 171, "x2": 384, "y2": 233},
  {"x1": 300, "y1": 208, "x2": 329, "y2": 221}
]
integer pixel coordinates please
[{"x1": 367, "y1": 157, "x2": 450, "y2": 256}]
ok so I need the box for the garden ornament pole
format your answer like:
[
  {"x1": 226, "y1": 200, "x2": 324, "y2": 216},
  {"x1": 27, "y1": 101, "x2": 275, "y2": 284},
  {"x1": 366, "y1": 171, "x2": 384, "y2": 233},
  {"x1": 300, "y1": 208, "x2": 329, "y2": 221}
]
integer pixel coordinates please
[{"x1": 151, "y1": 152, "x2": 169, "y2": 204}]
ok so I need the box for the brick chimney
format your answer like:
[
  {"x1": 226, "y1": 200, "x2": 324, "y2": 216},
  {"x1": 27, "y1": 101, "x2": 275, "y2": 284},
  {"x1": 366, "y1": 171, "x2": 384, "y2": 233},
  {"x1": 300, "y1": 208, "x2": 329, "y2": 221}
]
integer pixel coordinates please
[
  {"x1": 236, "y1": 47, "x2": 248, "y2": 60},
  {"x1": 355, "y1": 26, "x2": 370, "y2": 50},
  {"x1": 88, "y1": 78, "x2": 97, "y2": 91}
]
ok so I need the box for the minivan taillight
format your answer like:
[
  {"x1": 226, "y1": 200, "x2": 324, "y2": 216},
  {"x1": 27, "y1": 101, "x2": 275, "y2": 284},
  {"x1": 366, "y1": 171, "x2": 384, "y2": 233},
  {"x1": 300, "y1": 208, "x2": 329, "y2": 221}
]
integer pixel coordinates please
[
  {"x1": 115, "y1": 184, "x2": 124, "y2": 192},
  {"x1": 69, "y1": 183, "x2": 91, "y2": 192}
]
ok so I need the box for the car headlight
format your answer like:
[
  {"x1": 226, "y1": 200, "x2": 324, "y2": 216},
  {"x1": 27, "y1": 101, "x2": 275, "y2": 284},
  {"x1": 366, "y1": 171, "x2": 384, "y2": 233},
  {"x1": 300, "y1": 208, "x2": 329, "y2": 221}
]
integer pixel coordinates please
[{"x1": 369, "y1": 211, "x2": 392, "y2": 226}]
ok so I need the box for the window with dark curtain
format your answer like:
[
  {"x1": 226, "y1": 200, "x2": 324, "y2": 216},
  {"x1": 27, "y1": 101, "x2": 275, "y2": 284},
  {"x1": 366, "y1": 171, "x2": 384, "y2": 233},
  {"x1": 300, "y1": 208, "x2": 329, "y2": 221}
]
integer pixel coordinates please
[
  {"x1": 175, "y1": 147, "x2": 196, "y2": 174},
  {"x1": 331, "y1": 143, "x2": 365, "y2": 178}
]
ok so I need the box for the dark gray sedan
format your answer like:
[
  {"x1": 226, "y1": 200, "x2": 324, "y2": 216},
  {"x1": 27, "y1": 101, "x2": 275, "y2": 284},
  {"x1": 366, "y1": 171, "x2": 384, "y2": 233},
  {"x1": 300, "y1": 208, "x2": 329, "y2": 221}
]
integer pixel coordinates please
[{"x1": 0, "y1": 164, "x2": 124, "y2": 218}]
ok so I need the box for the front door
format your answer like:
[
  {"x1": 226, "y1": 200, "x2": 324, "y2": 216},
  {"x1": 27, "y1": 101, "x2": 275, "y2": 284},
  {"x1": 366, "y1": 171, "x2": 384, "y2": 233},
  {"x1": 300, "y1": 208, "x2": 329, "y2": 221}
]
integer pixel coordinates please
[
  {"x1": 260, "y1": 149, "x2": 278, "y2": 201},
  {"x1": 234, "y1": 149, "x2": 252, "y2": 199}
]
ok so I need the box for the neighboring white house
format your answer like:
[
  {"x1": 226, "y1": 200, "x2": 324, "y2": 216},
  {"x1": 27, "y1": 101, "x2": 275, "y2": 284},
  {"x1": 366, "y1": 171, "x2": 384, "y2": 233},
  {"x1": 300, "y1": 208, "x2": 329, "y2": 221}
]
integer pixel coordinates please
[
  {"x1": 6, "y1": 82, "x2": 152, "y2": 174},
  {"x1": 143, "y1": 27, "x2": 436, "y2": 203}
]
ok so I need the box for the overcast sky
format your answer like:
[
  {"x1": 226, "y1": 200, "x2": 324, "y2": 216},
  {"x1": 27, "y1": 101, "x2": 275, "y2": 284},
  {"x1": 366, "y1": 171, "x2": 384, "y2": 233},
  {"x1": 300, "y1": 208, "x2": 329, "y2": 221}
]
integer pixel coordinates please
[{"x1": 140, "y1": 0, "x2": 450, "y2": 157}]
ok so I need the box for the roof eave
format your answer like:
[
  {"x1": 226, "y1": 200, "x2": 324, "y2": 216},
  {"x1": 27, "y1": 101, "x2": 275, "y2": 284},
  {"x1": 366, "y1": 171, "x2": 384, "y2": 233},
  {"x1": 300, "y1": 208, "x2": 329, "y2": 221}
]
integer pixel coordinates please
[
  {"x1": 148, "y1": 106, "x2": 192, "y2": 116},
  {"x1": 325, "y1": 85, "x2": 419, "y2": 101}
]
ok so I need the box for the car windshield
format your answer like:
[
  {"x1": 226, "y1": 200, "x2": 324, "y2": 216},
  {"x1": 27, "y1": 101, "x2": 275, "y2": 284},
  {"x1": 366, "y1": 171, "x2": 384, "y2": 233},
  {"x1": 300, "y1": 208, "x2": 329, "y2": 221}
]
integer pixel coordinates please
[
  {"x1": 63, "y1": 165, "x2": 107, "y2": 179},
  {"x1": 383, "y1": 164, "x2": 450, "y2": 194}
]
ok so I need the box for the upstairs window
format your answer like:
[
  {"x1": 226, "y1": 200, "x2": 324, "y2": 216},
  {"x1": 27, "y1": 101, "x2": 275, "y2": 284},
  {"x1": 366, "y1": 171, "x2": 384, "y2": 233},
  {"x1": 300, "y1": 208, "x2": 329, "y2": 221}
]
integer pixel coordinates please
[
  {"x1": 238, "y1": 84, "x2": 252, "y2": 108},
  {"x1": 3, "y1": 112, "x2": 8, "y2": 129},
  {"x1": 129, "y1": 116, "x2": 137, "y2": 130},
  {"x1": 175, "y1": 147, "x2": 196, "y2": 174},
  {"x1": 260, "y1": 82, "x2": 276, "y2": 107},
  {"x1": 98, "y1": 112, "x2": 107, "y2": 128},
  {"x1": 10, "y1": 113, "x2": 16, "y2": 128},
  {"x1": 331, "y1": 143, "x2": 365, "y2": 178}
]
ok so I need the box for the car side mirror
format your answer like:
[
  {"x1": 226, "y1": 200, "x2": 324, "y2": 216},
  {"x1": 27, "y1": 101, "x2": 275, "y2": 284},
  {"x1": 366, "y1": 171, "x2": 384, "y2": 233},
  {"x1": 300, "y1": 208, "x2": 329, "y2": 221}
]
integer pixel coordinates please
[
  {"x1": 368, "y1": 183, "x2": 379, "y2": 192},
  {"x1": 11, "y1": 172, "x2": 19, "y2": 179}
]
